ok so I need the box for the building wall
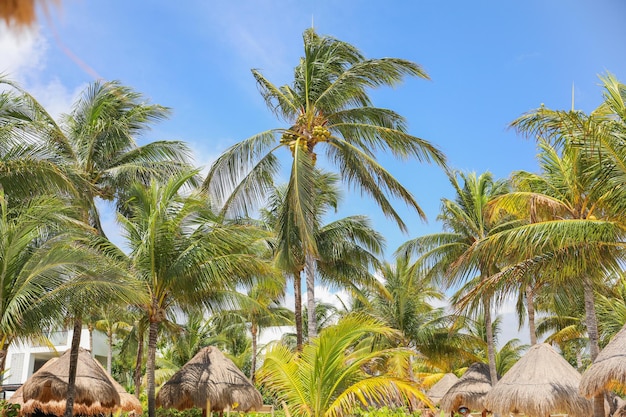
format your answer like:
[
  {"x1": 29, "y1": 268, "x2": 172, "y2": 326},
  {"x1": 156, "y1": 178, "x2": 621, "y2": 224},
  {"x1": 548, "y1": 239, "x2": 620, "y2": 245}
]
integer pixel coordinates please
[{"x1": 4, "y1": 327, "x2": 108, "y2": 385}]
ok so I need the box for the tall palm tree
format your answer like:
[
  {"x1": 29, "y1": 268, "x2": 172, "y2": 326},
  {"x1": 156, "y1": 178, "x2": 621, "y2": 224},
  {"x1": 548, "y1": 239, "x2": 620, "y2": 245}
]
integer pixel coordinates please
[
  {"x1": 257, "y1": 314, "x2": 431, "y2": 417},
  {"x1": 118, "y1": 170, "x2": 277, "y2": 417},
  {"x1": 398, "y1": 170, "x2": 511, "y2": 385},
  {"x1": 362, "y1": 254, "x2": 446, "y2": 384},
  {"x1": 0, "y1": 190, "x2": 84, "y2": 378},
  {"x1": 94, "y1": 305, "x2": 133, "y2": 373},
  {"x1": 205, "y1": 28, "x2": 446, "y2": 342},
  {"x1": 467, "y1": 100, "x2": 626, "y2": 417},
  {"x1": 213, "y1": 282, "x2": 293, "y2": 382},
  {"x1": 0, "y1": 77, "x2": 194, "y2": 231},
  {"x1": 1, "y1": 77, "x2": 195, "y2": 414},
  {"x1": 261, "y1": 172, "x2": 384, "y2": 347},
  {"x1": 52, "y1": 239, "x2": 144, "y2": 417}
]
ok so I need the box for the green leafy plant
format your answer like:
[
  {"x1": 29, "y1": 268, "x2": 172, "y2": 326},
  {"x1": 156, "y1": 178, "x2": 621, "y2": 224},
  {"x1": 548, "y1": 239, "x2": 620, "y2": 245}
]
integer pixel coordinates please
[{"x1": 0, "y1": 400, "x2": 20, "y2": 417}]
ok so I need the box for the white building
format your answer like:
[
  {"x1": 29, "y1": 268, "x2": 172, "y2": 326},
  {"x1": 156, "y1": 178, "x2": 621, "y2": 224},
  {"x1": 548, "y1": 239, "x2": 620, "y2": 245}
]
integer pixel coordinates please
[{"x1": 3, "y1": 328, "x2": 108, "y2": 390}]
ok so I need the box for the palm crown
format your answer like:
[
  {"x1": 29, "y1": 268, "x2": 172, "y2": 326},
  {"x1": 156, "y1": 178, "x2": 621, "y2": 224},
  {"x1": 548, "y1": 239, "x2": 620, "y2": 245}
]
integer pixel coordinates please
[{"x1": 205, "y1": 28, "x2": 447, "y2": 262}]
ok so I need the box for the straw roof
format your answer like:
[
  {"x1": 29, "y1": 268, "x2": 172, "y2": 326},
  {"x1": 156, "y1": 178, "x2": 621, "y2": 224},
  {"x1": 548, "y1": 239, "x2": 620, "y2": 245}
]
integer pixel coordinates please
[
  {"x1": 580, "y1": 323, "x2": 626, "y2": 398},
  {"x1": 484, "y1": 343, "x2": 592, "y2": 417},
  {"x1": 0, "y1": 0, "x2": 59, "y2": 29},
  {"x1": 92, "y1": 359, "x2": 143, "y2": 415},
  {"x1": 19, "y1": 348, "x2": 120, "y2": 416},
  {"x1": 157, "y1": 346, "x2": 263, "y2": 412},
  {"x1": 439, "y1": 363, "x2": 493, "y2": 413},
  {"x1": 0, "y1": 0, "x2": 36, "y2": 27},
  {"x1": 426, "y1": 373, "x2": 460, "y2": 406}
]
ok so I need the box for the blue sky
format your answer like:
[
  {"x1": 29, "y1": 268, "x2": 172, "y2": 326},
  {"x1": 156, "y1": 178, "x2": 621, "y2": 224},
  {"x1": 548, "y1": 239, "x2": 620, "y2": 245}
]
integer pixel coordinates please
[{"x1": 3, "y1": 0, "x2": 626, "y2": 342}]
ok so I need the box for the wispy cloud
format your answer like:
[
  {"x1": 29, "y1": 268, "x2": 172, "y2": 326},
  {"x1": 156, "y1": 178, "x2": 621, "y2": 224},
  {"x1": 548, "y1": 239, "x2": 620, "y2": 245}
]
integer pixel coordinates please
[
  {"x1": 0, "y1": 23, "x2": 82, "y2": 119},
  {"x1": 0, "y1": 23, "x2": 47, "y2": 80}
]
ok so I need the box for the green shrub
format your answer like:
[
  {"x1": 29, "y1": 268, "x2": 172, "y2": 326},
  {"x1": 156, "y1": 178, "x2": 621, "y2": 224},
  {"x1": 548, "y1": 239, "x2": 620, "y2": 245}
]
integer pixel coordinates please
[
  {"x1": 354, "y1": 406, "x2": 423, "y2": 417},
  {"x1": 0, "y1": 400, "x2": 20, "y2": 417},
  {"x1": 150, "y1": 408, "x2": 203, "y2": 417}
]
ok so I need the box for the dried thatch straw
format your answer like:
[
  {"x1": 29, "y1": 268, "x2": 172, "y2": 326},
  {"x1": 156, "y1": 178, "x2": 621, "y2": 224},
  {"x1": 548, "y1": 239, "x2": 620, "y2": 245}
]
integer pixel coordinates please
[
  {"x1": 19, "y1": 348, "x2": 120, "y2": 416},
  {"x1": 0, "y1": 0, "x2": 59, "y2": 29},
  {"x1": 9, "y1": 352, "x2": 140, "y2": 416},
  {"x1": 0, "y1": 0, "x2": 35, "y2": 27},
  {"x1": 426, "y1": 373, "x2": 460, "y2": 406},
  {"x1": 580, "y1": 323, "x2": 626, "y2": 398},
  {"x1": 484, "y1": 343, "x2": 592, "y2": 417},
  {"x1": 439, "y1": 363, "x2": 492, "y2": 413},
  {"x1": 92, "y1": 359, "x2": 143, "y2": 415},
  {"x1": 157, "y1": 346, "x2": 263, "y2": 412}
]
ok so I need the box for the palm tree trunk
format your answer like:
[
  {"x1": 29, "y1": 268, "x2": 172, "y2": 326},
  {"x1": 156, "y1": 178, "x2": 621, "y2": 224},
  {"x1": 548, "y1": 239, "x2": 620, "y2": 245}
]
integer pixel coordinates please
[
  {"x1": 582, "y1": 275, "x2": 604, "y2": 417},
  {"x1": 483, "y1": 295, "x2": 498, "y2": 385},
  {"x1": 525, "y1": 286, "x2": 537, "y2": 345},
  {"x1": 134, "y1": 325, "x2": 144, "y2": 399},
  {"x1": 147, "y1": 319, "x2": 159, "y2": 417},
  {"x1": 305, "y1": 253, "x2": 317, "y2": 340},
  {"x1": 0, "y1": 339, "x2": 10, "y2": 384},
  {"x1": 250, "y1": 323, "x2": 258, "y2": 383},
  {"x1": 107, "y1": 331, "x2": 113, "y2": 374},
  {"x1": 64, "y1": 318, "x2": 83, "y2": 417},
  {"x1": 88, "y1": 323, "x2": 94, "y2": 357},
  {"x1": 294, "y1": 271, "x2": 303, "y2": 351}
]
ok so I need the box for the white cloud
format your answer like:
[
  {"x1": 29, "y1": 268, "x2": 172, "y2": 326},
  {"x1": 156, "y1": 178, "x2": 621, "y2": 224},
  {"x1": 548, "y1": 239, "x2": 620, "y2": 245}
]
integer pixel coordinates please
[
  {"x1": 28, "y1": 78, "x2": 83, "y2": 119},
  {"x1": 0, "y1": 23, "x2": 47, "y2": 80},
  {"x1": 0, "y1": 22, "x2": 81, "y2": 120}
]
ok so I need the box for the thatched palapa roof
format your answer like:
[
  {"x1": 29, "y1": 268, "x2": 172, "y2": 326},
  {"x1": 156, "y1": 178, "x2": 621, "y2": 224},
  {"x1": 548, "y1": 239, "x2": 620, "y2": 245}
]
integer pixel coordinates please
[
  {"x1": 426, "y1": 373, "x2": 460, "y2": 406},
  {"x1": 484, "y1": 343, "x2": 592, "y2": 417},
  {"x1": 0, "y1": 0, "x2": 59, "y2": 29},
  {"x1": 580, "y1": 323, "x2": 626, "y2": 398},
  {"x1": 157, "y1": 346, "x2": 262, "y2": 412},
  {"x1": 440, "y1": 362, "x2": 493, "y2": 413},
  {"x1": 11, "y1": 348, "x2": 121, "y2": 416},
  {"x1": 92, "y1": 360, "x2": 142, "y2": 414}
]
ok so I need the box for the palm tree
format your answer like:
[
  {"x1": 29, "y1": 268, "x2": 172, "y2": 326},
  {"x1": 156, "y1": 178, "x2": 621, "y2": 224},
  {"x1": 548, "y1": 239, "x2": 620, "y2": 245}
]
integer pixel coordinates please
[
  {"x1": 118, "y1": 170, "x2": 277, "y2": 417},
  {"x1": 205, "y1": 28, "x2": 446, "y2": 343},
  {"x1": 362, "y1": 254, "x2": 446, "y2": 383},
  {"x1": 52, "y1": 240, "x2": 144, "y2": 417},
  {"x1": 213, "y1": 282, "x2": 293, "y2": 382},
  {"x1": 0, "y1": 190, "x2": 86, "y2": 378},
  {"x1": 257, "y1": 314, "x2": 431, "y2": 417},
  {"x1": 0, "y1": 77, "x2": 194, "y2": 231},
  {"x1": 1, "y1": 78, "x2": 195, "y2": 414},
  {"x1": 94, "y1": 305, "x2": 133, "y2": 373},
  {"x1": 398, "y1": 170, "x2": 511, "y2": 385},
  {"x1": 261, "y1": 172, "x2": 384, "y2": 347},
  {"x1": 489, "y1": 128, "x2": 625, "y2": 417}
]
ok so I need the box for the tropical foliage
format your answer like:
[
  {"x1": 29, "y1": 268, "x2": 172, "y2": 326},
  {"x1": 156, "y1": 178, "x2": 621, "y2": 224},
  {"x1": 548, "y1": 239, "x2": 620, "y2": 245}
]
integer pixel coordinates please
[{"x1": 3, "y1": 27, "x2": 626, "y2": 417}]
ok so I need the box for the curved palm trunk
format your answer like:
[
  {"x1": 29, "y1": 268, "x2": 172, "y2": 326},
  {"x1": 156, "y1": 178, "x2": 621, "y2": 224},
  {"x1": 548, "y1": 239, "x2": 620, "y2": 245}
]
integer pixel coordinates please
[
  {"x1": 133, "y1": 326, "x2": 144, "y2": 399},
  {"x1": 64, "y1": 318, "x2": 83, "y2": 417},
  {"x1": 147, "y1": 320, "x2": 159, "y2": 417},
  {"x1": 294, "y1": 271, "x2": 303, "y2": 351},
  {"x1": 107, "y1": 331, "x2": 113, "y2": 374},
  {"x1": 305, "y1": 253, "x2": 317, "y2": 339},
  {"x1": 0, "y1": 337, "x2": 11, "y2": 384},
  {"x1": 250, "y1": 323, "x2": 258, "y2": 382},
  {"x1": 525, "y1": 286, "x2": 537, "y2": 345},
  {"x1": 582, "y1": 275, "x2": 604, "y2": 417},
  {"x1": 483, "y1": 295, "x2": 498, "y2": 385},
  {"x1": 88, "y1": 323, "x2": 94, "y2": 357}
]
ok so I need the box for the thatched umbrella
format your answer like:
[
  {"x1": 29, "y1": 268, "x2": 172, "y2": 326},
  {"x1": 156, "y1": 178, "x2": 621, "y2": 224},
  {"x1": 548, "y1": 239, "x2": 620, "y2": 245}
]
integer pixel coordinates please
[
  {"x1": 92, "y1": 359, "x2": 143, "y2": 415},
  {"x1": 0, "y1": 0, "x2": 59, "y2": 29},
  {"x1": 484, "y1": 343, "x2": 592, "y2": 417},
  {"x1": 19, "y1": 348, "x2": 120, "y2": 416},
  {"x1": 427, "y1": 373, "x2": 460, "y2": 406},
  {"x1": 157, "y1": 346, "x2": 262, "y2": 415},
  {"x1": 580, "y1": 323, "x2": 626, "y2": 399},
  {"x1": 439, "y1": 363, "x2": 492, "y2": 417}
]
